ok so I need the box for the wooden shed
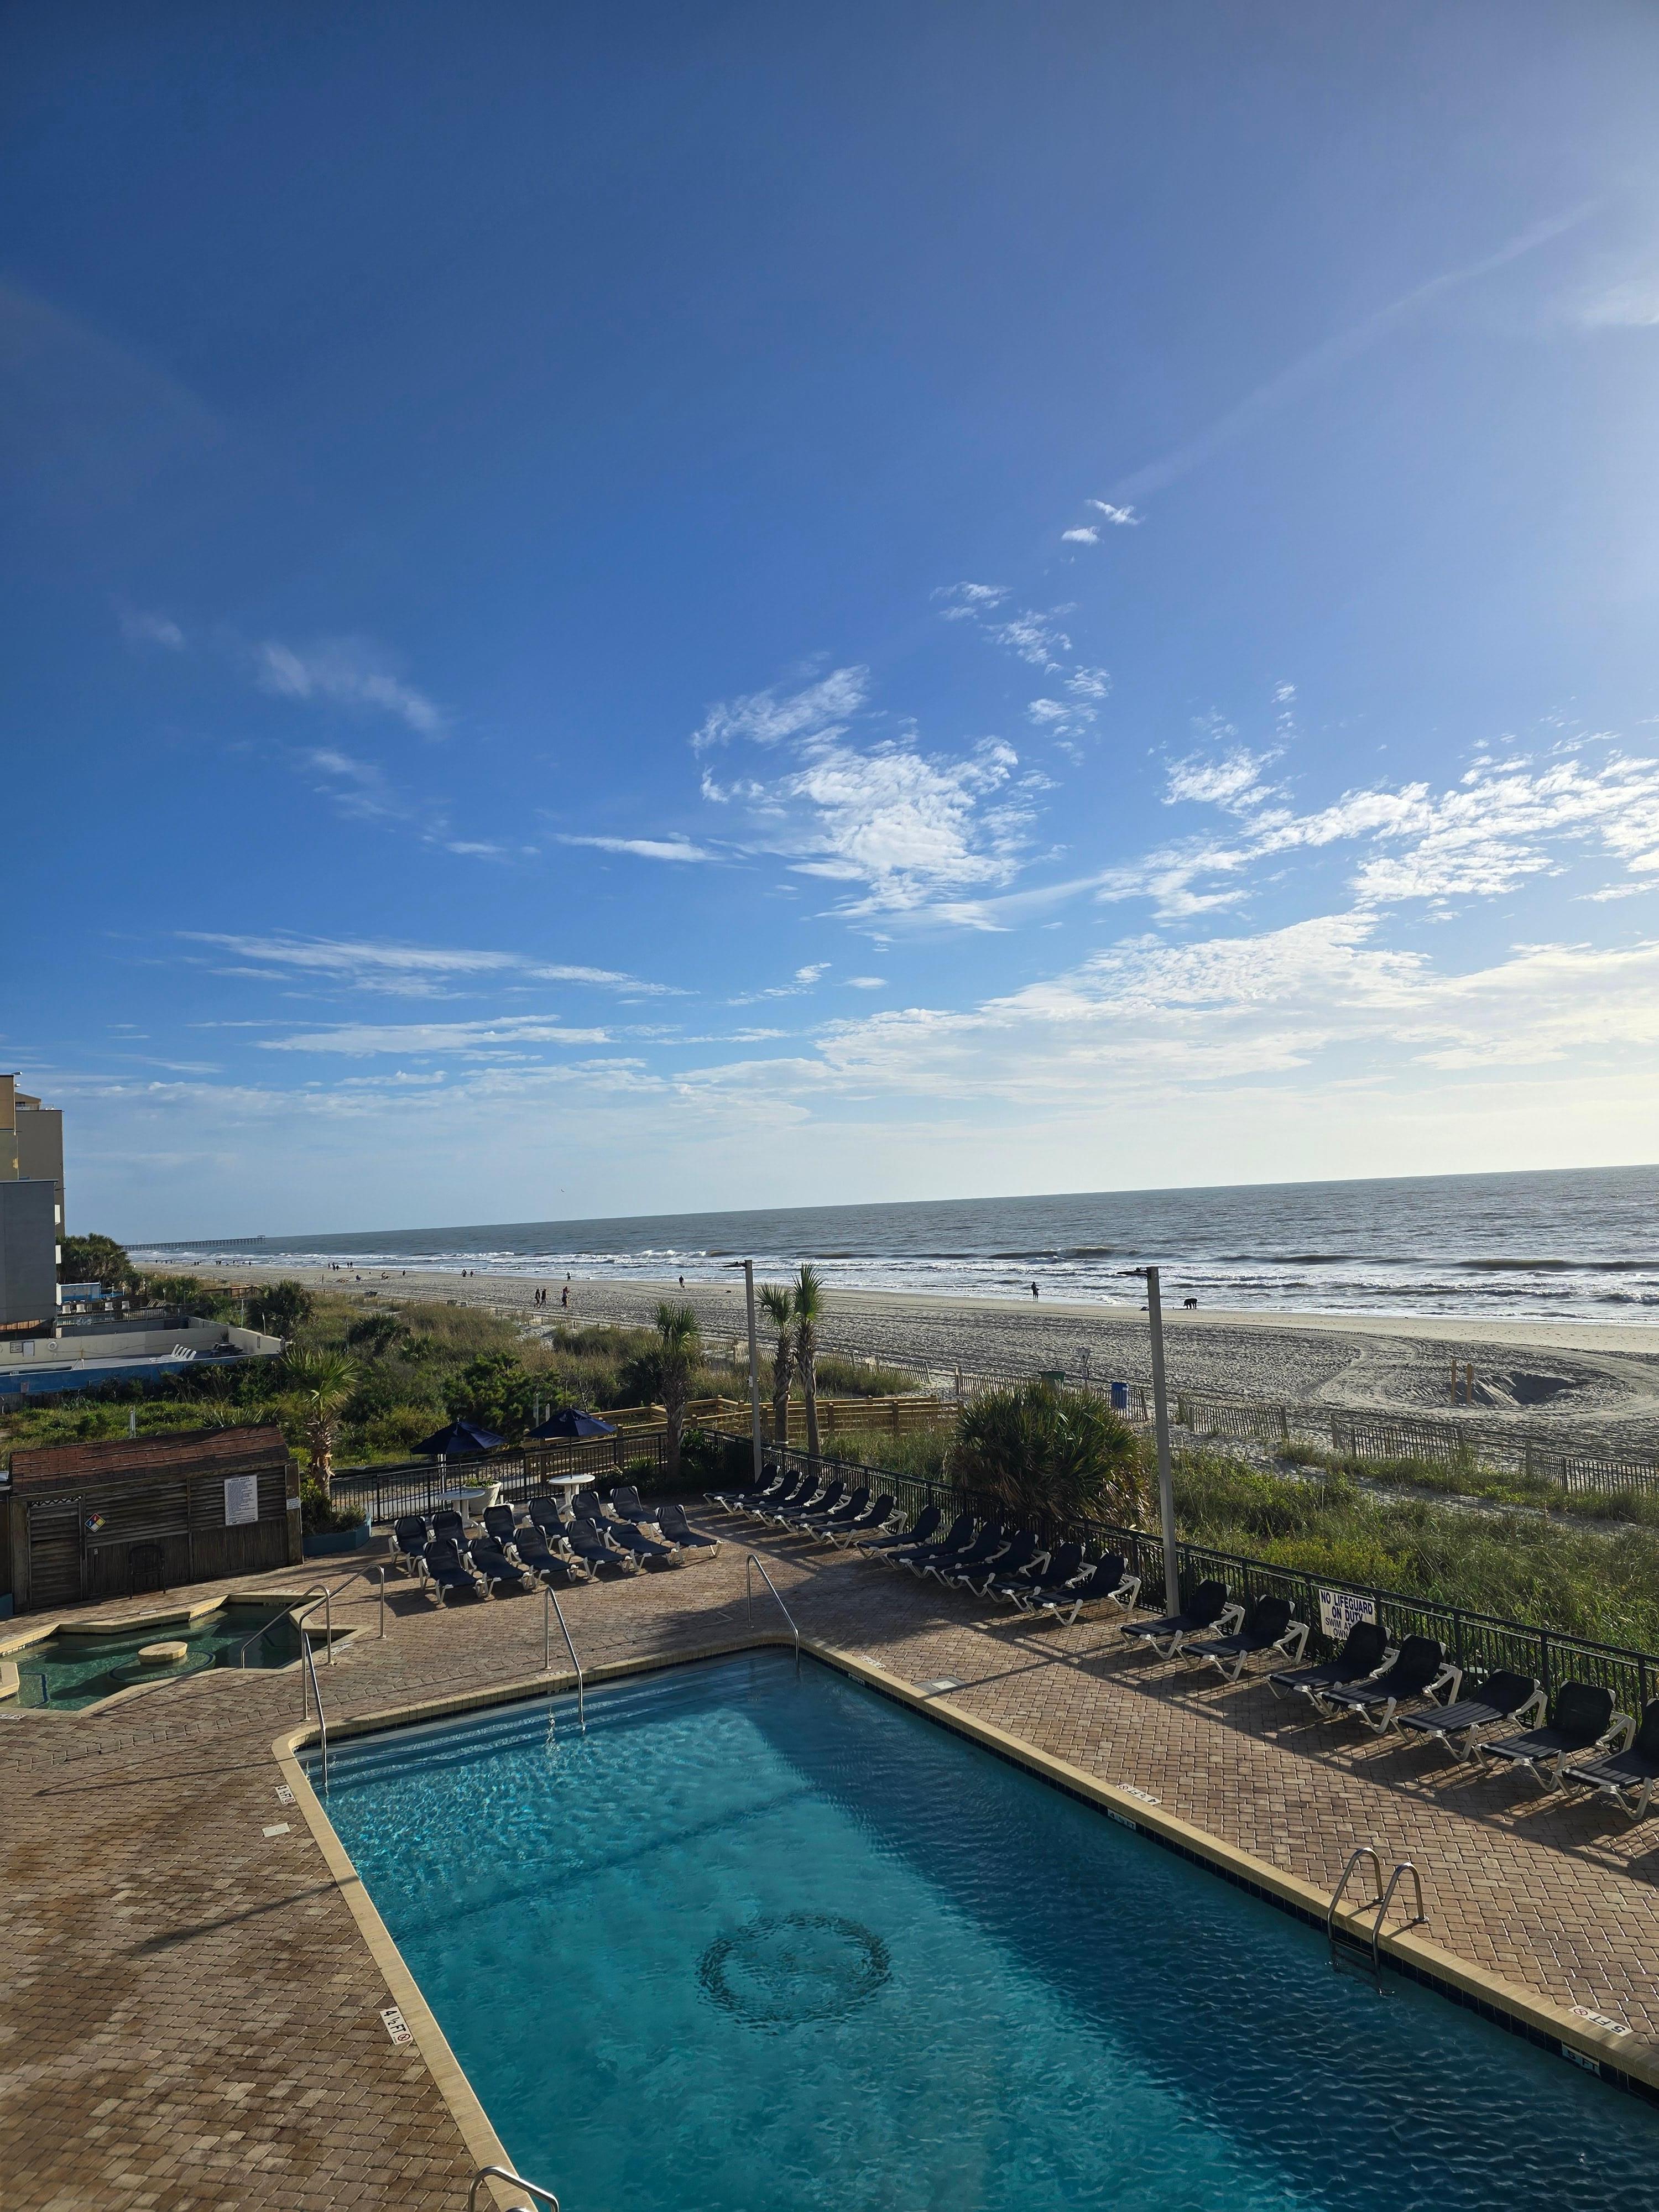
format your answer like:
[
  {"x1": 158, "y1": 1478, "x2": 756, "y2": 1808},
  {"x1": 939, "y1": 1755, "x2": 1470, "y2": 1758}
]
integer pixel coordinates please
[{"x1": 4, "y1": 1425, "x2": 300, "y2": 1613}]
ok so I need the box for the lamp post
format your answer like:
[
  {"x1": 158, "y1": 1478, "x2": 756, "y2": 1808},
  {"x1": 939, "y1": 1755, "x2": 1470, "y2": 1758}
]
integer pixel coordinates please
[
  {"x1": 1146, "y1": 1265, "x2": 1180, "y2": 1614},
  {"x1": 728, "y1": 1260, "x2": 764, "y2": 1491}
]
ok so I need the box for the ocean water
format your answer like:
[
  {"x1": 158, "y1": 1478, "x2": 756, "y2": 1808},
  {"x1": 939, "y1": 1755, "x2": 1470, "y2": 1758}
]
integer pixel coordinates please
[
  {"x1": 314, "y1": 1653, "x2": 1658, "y2": 2212},
  {"x1": 141, "y1": 1164, "x2": 1659, "y2": 1322}
]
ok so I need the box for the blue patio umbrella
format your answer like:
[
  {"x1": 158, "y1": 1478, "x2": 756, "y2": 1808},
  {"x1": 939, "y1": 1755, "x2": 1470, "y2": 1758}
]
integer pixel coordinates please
[
  {"x1": 412, "y1": 1417, "x2": 504, "y2": 1457},
  {"x1": 529, "y1": 1406, "x2": 617, "y2": 1441}
]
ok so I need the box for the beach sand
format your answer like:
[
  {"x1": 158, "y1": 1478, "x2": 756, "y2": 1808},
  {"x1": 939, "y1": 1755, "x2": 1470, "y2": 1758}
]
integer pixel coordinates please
[{"x1": 166, "y1": 1260, "x2": 1659, "y2": 1457}]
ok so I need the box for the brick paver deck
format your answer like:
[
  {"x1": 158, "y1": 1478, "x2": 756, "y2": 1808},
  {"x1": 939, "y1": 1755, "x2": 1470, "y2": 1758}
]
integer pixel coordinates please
[{"x1": 7, "y1": 1507, "x2": 1659, "y2": 2209}]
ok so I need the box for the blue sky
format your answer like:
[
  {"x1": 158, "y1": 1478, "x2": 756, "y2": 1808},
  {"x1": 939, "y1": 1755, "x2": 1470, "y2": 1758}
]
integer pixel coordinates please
[{"x1": 6, "y1": 2, "x2": 1659, "y2": 1240}]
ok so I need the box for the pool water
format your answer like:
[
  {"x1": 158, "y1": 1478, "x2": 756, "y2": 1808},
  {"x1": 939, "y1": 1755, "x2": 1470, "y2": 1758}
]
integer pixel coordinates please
[
  {"x1": 317, "y1": 1653, "x2": 1658, "y2": 2212},
  {"x1": 9, "y1": 1603, "x2": 301, "y2": 1708}
]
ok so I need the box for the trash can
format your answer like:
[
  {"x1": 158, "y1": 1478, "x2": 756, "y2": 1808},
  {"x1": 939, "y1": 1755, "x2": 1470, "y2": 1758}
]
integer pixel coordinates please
[
  {"x1": 1039, "y1": 1369, "x2": 1065, "y2": 1386},
  {"x1": 1109, "y1": 1381, "x2": 1129, "y2": 1411}
]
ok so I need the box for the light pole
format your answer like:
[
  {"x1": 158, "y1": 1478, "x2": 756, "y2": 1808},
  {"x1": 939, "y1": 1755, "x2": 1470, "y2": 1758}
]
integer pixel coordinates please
[
  {"x1": 728, "y1": 1259, "x2": 764, "y2": 1491},
  {"x1": 1146, "y1": 1265, "x2": 1180, "y2": 1615}
]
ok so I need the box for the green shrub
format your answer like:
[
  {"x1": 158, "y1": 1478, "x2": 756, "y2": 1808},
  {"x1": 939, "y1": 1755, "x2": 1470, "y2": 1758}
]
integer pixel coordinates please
[{"x1": 952, "y1": 1382, "x2": 1151, "y2": 1527}]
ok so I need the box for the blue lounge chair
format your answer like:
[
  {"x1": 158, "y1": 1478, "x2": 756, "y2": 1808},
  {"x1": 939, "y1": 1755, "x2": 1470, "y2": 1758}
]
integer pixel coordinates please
[
  {"x1": 390, "y1": 1515, "x2": 431, "y2": 1576},
  {"x1": 831, "y1": 1494, "x2": 898, "y2": 1547},
  {"x1": 1312, "y1": 1636, "x2": 1459, "y2": 1735},
  {"x1": 1564, "y1": 1698, "x2": 1659, "y2": 1820},
  {"x1": 1397, "y1": 1670, "x2": 1544, "y2": 1759},
  {"x1": 609, "y1": 1519, "x2": 682, "y2": 1570},
  {"x1": 610, "y1": 1484, "x2": 652, "y2": 1522},
  {"x1": 894, "y1": 1511, "x2": 975, "y2": 1575},
  {"x1": 1121, "y1": 1579, "x2": 1238, "y2": 1658},
  {"x1": 995, "y1": 1541, "x2": 1083, "y2": 1610},
  {"x1": 482, "y1": 1503, "x2": 520, "y2": 1550},
  {"x1": 944, "y1": 1528, "x2": 1041, "y2": 1598},
  {"x1": 860, "y1": 1503, "x2": 942, "y2": 1560},
  {"x1": 514, "y1": 1525, "x2": 588, "y2": 1585},
  {"x1": 1478, "y1": 1680, "x2": 1623, "y2": 1792},
  {"x1": 654, "y1": 1500, "x2": 720, "y2": 1556},
  {"x1": 802, "y1": 1486, "x2": 871, "y2": 1538},
  {"x1": 752, "y1": 1470, "x2": 813, "y2": 1522},
  {"x1": 780, "y1": 1477, "x2": 844, "y2": 1530},
  {"x1": 1268, "y1": 1620, "x2": 1389, "y2": 1704},
  {"x1": 1186, "y1": 1594, "x2": 1307, "y2": 1683},
  {"x1": 469, "y1": 1536, "x2": 531, "y2": 1597},
  {"x1": 1027, "y1": 1552, "x2": 1140, "y2": 1625},
  {"x1": 526, "y1": 1494, "x2": 570, "y2": 1540},
  {"x1": 432, "y1": 1507, "x2": 468, "y2": 1549},
  {"x1": 924, "y1": 1521, "x2": 1008, "y2": 1588},
  {"x1": 706, "y1": 1462, "x2": 785, "y2": 1511},
  {"x1": 567, "y1": 1515, "x2": 639, "y2": 1577},
  {"x1": 422, "y1": 1536, "x2": 482, "y2": 1605}
]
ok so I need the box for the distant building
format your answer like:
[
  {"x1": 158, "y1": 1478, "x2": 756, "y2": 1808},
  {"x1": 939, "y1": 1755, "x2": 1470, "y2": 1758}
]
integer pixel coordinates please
[{"x1": 0, "y1": 1076, "x2": 62, "y2": 1332}]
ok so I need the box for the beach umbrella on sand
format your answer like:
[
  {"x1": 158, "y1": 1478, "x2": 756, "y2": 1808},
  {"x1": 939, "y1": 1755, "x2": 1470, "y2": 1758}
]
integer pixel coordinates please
[
  {"x1": 528, "y1": 1406, "x2": 617, "y2": 1441},
  {"x1": 412, "y1": 1417, "x2": 504, "y2": 1457}
]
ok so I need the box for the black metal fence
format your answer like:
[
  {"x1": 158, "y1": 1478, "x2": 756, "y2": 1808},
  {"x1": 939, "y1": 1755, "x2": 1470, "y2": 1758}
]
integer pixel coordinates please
[
  {"x1": 741, "y1": 1433, "x2": 1659, "y2": 1723},
  {"x1": 330, "y1": 1433, "x2": 667, "y2": 1525}
]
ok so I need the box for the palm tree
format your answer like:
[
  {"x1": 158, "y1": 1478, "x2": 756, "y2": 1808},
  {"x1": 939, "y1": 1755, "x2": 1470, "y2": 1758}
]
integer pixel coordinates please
[
  {"x1": 654, "y1": 1301, "x2": 701, "y2": 1481},
  {"x1": 281, "y1": 1347, "x2": 357, "y2": 1496},
  {"x1": 792, "y1": 1263, "x2": 825, "y2": 1464},
  {"x1": 759, "y1": 1281, "x2": 796, "y2": 1446}
]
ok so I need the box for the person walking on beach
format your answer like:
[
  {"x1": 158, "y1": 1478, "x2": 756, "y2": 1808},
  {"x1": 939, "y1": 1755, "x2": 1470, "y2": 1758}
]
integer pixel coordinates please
[
  {"x1": 561, "y1": 1285, "x2": 568, "y2": 1310},
  {"x1": 1031, "y1": 1281, "x2": 1040, "y2": 1300}
]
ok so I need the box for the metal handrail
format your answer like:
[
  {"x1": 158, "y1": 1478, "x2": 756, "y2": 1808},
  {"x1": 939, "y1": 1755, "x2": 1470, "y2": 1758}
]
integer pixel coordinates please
[
  {"x1": 372, "y1": 1564, "x2": 387, "y2": 1637},
  {"x1": 1368, "y1": 1859, "x2": 1426, "y2": 1973},
  {"x1": 544, "y1": 1584, "x2": 585, "y2": 1731},
  {"x1": 302, "y1": 1632, "x2": 328, "y2": 1793},
  {"x1": 468, "y1": 2164, "x2": 559, "y2": 2212},
  {"x1": 1326, "y1": 1845, "x2": 1383, "y2": 1947},
  {"x1": 745, "y1": 1554, "x2": 801, "y2": 1676},
  {"x1": 233, "y1": 1579, "x2": 341, "y2": 1673},
  {"x1": 294, "y1": 1581, "x2": 342, "y2": 1672}
]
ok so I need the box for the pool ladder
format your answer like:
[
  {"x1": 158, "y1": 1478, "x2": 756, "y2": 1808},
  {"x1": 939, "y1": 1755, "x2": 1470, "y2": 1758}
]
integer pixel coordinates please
[
  {"x1": 1327, "y1": 1846, "x2": 1425, "y2": 1989},
  {"x1": 469, "y1": 2163, "x2": 558, "y2": 2211}
]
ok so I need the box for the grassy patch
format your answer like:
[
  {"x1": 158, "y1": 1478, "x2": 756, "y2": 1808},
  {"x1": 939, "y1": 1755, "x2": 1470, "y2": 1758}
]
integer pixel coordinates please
[
  {"x1": 1276, "y1": 1434, "x2": 1659, "y2": 1528},
  {"x1": 1175, "y1": 1448, "x2": 1659, "y2": 1653}
]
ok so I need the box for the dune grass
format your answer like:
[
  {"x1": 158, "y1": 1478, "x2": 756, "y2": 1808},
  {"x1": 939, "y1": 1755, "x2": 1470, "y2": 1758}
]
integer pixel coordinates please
[{"x1": 1173, "y1": 1449, "x2": 1659, "y2": 1653}]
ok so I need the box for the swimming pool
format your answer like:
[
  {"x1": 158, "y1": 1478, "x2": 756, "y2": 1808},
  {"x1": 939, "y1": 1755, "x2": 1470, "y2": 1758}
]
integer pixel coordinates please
[
  {"x1": 316, "y1": 1652, "x2": 1657, "y2": 2212},
  {"x1": 4, "y1": 1601, "x2": 302, "y2": 1708}
]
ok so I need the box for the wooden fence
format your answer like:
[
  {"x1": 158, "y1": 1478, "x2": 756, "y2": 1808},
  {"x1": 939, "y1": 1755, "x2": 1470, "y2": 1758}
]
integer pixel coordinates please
[{"x1": 680, "y1": 1392, "x2": 954, "y2": 1443}]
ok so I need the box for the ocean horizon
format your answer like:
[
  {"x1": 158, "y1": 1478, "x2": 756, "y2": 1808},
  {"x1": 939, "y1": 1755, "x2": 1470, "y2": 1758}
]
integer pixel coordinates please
[{"x1": 134, "y1": 1162, "x2": 1659, "y2": 1325}]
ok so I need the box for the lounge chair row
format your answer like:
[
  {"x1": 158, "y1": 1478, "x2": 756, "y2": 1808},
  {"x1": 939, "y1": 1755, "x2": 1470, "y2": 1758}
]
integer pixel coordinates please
[
  {"x1": 707, "y1": 1463, "x2": 902, "y2": 1547},
  {"x1": 389, "y1": 1490, "x2": 720, "y2": 1602},
  {"x1": 706, "y1": 1468, "x2": 1144, "y2": 1625}
]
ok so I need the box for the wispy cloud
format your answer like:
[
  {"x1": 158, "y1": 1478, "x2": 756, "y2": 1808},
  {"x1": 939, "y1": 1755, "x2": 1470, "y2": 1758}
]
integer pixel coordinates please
[
  {"x1": 260, "y1": 1016, "x2": 611, "y2": 1058},
  {"x1": 180, "y1": 932, "x2": 676, "y2": 998},
  {"x1": 1564, "y1": 272, "x2": 1659, "y2": 328},
  {"x1": 255, "y1": 638, "x2": 446, "y2": 738},
  {"x1": 728, "y1": 962, "x2": 831, "y2": 1005},
  {"x1": 1061, "y1": 526, "x2": 1098, "y2": 545},
  {"x1": 991, "y1": 611, "x2": 1072, "y2": 670},
  {"x1": 1164, "y1": 747, "x2": 1279, "y2": 813},
  {"x1": 692, "y1": 666, "x2": 867, "y2": 751},
  {"x1": 932, "y1": 582, "x2": 1009, "y2": 622},
  {"x1": 1087, "y1": 500, "x2": 1141, "y2": 526},
  {"x1": 556, "y1": 834, "x2": 713, "y2": 862},
  {"x1": 118, "y1": 607, "x2": 185, "y2": 649},
  {"x1": 1108, "y1": 206, "x2": 1595, "y2": 504}
]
